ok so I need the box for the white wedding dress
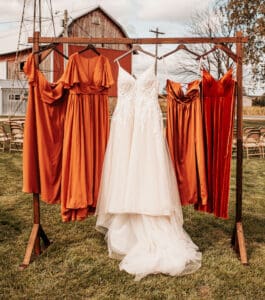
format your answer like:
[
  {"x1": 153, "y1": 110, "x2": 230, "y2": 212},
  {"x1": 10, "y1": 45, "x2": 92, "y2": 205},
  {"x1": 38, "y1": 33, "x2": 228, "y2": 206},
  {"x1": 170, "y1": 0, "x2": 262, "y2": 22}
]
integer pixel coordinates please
[{"x1": 96, "y1": 62, "x2": 201, "y2": 280}]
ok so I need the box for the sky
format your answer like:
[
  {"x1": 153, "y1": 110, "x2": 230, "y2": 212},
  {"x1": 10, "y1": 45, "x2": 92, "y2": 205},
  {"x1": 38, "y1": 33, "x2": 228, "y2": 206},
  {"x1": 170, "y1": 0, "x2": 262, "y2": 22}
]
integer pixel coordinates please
[
  {"x1": 0, "y1": 0, "x2": 213, "y2": 50},
  {"x1": 0, "y1": 0, "x2": 213, "y2": 29},
  {"x1": 0, "y1": 0, "x2": 263, "y2": 94}
]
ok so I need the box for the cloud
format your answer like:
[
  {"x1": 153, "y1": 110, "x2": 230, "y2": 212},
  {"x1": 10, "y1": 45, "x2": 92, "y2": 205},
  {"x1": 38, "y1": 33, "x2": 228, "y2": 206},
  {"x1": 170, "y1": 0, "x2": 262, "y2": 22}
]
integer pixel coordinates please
[
  {"x1": 0, "y1": 0, "x2": 214, "y2": 35},
  {"x1": 136, "y1": 0, "x2": 213, "y2": 22},
  {"x1": 102, "y1": 0, "x2": 134, "y2": 18},
  {"x1": 0, "y1": 0, "x2": 20, "y2": 18},
  {"x1": 0, "y1": 0, "x2": 214, "y2": 54}
]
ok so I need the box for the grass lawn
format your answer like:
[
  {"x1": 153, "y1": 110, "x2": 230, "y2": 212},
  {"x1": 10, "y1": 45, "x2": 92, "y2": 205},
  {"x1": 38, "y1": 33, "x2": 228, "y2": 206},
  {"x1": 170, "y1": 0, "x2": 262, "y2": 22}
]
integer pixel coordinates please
[
  {"x1": 0, "y1": 152, "x2": 265, "y2": 299},
  {"x1": 241, "y1": 119, "x2": 265, "y2": 128}
]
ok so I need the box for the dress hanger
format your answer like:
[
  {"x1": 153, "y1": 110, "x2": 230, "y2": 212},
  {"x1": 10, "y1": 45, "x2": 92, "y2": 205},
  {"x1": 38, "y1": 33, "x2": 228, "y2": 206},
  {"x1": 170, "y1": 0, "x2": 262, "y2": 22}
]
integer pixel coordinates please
[
  {"x1": 159, "y1": 44, "x2": 201, "y2": 60},
  {"x1": 114, "y1": 44, "x2": 159, "y2": 63},
  {"x1": 197, "y1": 44, "x2": 237, "y2": 62},
  {"x1": 33, "y1": 43, "x2": 68, "y2": 60},
  {"x1": 161, "y1": 45, "x2": 203, "y2": 82},
  {"x1": 78, "y1": 44, "x2": 100, "y2": 56},
  {"x1": 196, "y1": 43, "x2": 237, "y2": 79}
]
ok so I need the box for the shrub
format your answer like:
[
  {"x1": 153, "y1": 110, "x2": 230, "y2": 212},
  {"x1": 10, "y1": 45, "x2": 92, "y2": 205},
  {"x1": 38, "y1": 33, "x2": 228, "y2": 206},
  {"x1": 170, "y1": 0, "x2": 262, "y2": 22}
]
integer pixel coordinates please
[{"x1": 252, "y1": 95, "x2": 265, "y2": 107}]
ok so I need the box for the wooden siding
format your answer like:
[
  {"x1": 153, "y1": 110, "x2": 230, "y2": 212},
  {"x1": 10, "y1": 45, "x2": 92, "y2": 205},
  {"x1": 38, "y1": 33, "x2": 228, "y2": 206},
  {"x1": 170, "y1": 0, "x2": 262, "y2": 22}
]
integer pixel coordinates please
[
  {"x1": 68, "y1": 9, "x2": 129, "y2": 50},
  {"x1": 0, "y1": 50, "x2": 30, "y2": 82},
  {"x1": 0, "y1": 49, "x2": 31, "y2": 62},
  {"x1": 4, "y1": 51, "x2": 29, "y2": 80}
]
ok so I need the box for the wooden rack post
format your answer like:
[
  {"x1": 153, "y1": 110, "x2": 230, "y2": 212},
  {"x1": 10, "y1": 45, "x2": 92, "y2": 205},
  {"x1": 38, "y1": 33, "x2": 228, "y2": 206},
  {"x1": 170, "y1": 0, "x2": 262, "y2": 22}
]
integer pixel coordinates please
[
  {"x1": 231, "y1": 31, "x2": 248, "y2": 264},
  {"x1": 19, "y1": 31, "x2": 51, "y2": 270},
  {"x1": 20, "y1": 33, "x2": 248, "y2": 269}
]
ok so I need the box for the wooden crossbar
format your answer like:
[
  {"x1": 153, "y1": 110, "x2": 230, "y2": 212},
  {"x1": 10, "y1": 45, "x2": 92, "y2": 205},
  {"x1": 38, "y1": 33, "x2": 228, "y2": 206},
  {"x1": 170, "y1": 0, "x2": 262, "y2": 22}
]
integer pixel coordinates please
[{"x1": 28, "y1": 36, "x2": 248, "y2": 45}]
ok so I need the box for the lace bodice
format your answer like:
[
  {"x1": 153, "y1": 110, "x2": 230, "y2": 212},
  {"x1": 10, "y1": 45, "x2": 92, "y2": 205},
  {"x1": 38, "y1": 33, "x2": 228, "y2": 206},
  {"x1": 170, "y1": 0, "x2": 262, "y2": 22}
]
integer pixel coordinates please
[
  {"x1": 135, "y1": 64, "x2": 162, "y2": 135},
  {"x1": 134, "y1": 64, "x2": 160, "y2": 115},
  {"x1": 117, "y1": 65, "x2": 136, "y2": 99},
  {"x1": 112, "y1": 65, "x2": 135, "y2": 123},
  {"x1": 113, "y1": 63, "x2": 162, "y2": 132}
]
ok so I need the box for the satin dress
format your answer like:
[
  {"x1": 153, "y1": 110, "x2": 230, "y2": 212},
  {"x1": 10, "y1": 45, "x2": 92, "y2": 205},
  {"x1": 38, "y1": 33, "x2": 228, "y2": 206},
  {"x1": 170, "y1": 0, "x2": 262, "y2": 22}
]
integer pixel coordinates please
[
  {"x1": 59, "y1": 53, "x2": 114, "y2": 221},
  {"x1": 195, "y1": 69, "x2": 235, "y2": 218},
  {"x1": 166, "y1": 79, "x2": 208, "y2": 206},
  {"x1": 23, "y1": 53, "x2": 67, "y2": 204}
]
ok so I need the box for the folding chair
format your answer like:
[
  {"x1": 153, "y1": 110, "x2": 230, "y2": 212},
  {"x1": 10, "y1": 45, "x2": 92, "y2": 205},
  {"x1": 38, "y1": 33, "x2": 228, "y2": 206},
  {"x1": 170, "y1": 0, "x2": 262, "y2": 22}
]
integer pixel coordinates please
[
  {"x1": 0, "y1": 122, "x2": 11, "y2": 152},
  {"x1": 9, "y1": 122, "x2": 24, "y2": 152},
  {"x1": 243, "y1": 130, "x2": 262, "y2": 158}
]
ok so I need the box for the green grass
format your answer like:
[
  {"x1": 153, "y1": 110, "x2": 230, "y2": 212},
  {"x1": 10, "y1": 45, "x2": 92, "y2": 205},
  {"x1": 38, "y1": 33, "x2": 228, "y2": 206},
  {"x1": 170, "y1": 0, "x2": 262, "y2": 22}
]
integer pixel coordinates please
[
  {"x1": 0, "y1": 152, "x2": 265, "y2": 299},
  {"x1": 241, "y1": 119, "x2": 265, "y2": 128}
]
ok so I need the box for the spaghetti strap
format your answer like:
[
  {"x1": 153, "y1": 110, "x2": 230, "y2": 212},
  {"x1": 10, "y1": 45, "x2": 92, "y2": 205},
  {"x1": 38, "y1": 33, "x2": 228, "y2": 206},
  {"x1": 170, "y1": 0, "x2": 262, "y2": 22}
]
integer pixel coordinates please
[
  {"x1": 161, "y1": 58, "x2": 170, "y2": 79},
  {"x1": 198, "y1": 57, "x2": 203, "y2": 76}
]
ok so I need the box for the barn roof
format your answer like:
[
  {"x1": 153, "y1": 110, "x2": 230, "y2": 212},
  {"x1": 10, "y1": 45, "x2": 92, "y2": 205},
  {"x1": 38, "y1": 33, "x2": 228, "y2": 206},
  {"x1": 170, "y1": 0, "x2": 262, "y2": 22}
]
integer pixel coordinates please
[{"x1": 0, "y1": 79, "x2": 27, "y2": 88}]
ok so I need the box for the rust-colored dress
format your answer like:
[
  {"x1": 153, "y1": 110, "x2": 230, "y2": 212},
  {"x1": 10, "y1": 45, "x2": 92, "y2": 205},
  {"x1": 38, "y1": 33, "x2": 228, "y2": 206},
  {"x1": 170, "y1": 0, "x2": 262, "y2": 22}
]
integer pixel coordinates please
[
  {"x1": 195, "y1": 69, "x2": 235, "y2": 219},
  {"x1": 166, "y1": 79, "x2": 208, "y2": 206},
  {"x1": 59, "y1": 53, "x2": 114, "y2": 221},
  {"x1": 23, "y1": 52, "x2": 114, "y2": 222},
  {"x1": 23, "y1": 53, "x2": 67, "y2": 203}
]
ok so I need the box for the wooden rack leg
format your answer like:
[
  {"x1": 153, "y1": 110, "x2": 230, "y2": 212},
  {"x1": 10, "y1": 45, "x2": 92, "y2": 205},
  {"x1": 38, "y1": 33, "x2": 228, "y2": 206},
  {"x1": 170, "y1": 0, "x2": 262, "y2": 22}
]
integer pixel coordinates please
[
  {"x1": 19, "y1": 193, "x2": 51, "y2": 270},
  {"x1": 19, "y1": 223, "x2": 39, "y2": 270},
  {"x1": 33, "y1": 193, "x2": 41, "y2": 255},
  {"x1": 231, "y1": 222, "x2": 248, "y2": 265}
]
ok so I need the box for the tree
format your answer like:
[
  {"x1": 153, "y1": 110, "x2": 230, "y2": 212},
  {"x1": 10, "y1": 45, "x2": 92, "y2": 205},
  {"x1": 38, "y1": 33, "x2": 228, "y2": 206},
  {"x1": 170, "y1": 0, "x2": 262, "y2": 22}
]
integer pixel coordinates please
[
  {"x1": 171, "y1": 1, "x2": 264, "y2": 93},
  {"x1": 188, "y1": 6, "x2": 235, "y2": 77},
  {"x1": 252, "y1": 93, "x2": 265, "y2": 107},
  {"x1": 221, "y1": 0, "x2": 265, "y2": 83},
  {"x1": 172, "y1": 5, "x2": 235, "y2": 82}
]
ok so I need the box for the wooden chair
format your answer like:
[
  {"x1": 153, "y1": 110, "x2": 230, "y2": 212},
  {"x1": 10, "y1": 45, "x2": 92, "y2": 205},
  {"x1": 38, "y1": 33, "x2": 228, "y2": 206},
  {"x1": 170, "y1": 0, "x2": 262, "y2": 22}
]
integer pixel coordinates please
[
  {"x1": 259, "y1": 133, "x2": 265, "y2": 158},
  {"x1": 243, "y1": 127, "x2": 255, "y2": 142},
  {"x1": 259, "y1": 126, "x2": 265, "y2": 135},
  {"x1": 243, "y1": 126, "x2": 256, "y2": 133},
  {"x1": 232, "y1": 127, "x2": 237, "y2": 158},
  {"x1": 9, "y1": 122, "x2": 24, "y2": 152},
  {"x1": 0, "y1": 122, "x2": 11, "y2": 152},
  {"x1": 243, "y1": 130, "x2": 262, "y2": 158}
]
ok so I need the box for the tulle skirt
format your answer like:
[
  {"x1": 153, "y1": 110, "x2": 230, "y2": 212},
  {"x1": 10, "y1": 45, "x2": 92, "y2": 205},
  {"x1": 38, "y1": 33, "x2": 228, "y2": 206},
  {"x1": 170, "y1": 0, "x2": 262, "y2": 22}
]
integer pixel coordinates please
[
  {"x1": 96, "y1": 102, "x2": 202, "y2": 280},
  {"x1": 96, "y1": 213, "x2": 201, "y2": 281}
]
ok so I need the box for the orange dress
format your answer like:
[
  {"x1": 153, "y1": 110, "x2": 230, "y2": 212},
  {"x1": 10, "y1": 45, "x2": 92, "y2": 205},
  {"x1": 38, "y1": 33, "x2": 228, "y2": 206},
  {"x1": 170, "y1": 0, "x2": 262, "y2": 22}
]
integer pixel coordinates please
[
  {"x1": 166, "y1": 79, "x2": 208, "y2": 206},
  {"x1": 23, "y1": 53, "x2": 67, "y2": 203},
  {"x1": 23, "y1": 52, "x2": 114, "y2": 222},
  {"x1": 59, "y1": 53, "x2": 114, "y2": 221},
  {"x1": 195, "y1": 69, "x2": 235, "y2": 218}
]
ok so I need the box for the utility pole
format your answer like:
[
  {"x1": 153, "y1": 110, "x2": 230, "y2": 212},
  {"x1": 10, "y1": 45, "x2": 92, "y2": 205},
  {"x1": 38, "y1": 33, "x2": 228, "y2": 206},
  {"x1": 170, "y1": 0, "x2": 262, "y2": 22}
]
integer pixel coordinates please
[
  {"x1": 38, "y1": 0, "x2": 41, "y2": 35},
  {"x1": 150, "y1": 27, "x2": 165, "y2": 75},
  {"x1": 62, "y1": 9, "x2": 68, "y2": 68}
]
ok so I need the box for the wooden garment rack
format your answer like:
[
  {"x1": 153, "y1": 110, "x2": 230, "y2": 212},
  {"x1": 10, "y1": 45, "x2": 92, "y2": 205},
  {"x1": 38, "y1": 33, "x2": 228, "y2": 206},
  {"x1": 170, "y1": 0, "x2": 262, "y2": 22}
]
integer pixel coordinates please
[{"x1": 19, "y1": 31, "x2": 248, "y2": 270}]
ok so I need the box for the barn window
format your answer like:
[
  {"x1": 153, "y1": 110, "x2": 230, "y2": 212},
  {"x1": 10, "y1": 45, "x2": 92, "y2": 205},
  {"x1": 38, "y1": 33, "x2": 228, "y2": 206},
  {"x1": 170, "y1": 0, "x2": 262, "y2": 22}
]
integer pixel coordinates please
[
  {"x1": 9, "y1": 94, "x2": 21, "y2": 101},
  {"x1": 92, "y1": 16, "x2": 100, "y2": 25},
  {"x1": 20, "y1": 61, "x2": 25, "y2": 71}
]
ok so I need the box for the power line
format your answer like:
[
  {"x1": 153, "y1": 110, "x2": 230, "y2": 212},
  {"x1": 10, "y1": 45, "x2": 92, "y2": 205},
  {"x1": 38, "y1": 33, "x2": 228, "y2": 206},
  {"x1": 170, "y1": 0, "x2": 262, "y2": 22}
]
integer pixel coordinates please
[{"x1": 0, "y1": 20, "x2": 20, "y2": 24}]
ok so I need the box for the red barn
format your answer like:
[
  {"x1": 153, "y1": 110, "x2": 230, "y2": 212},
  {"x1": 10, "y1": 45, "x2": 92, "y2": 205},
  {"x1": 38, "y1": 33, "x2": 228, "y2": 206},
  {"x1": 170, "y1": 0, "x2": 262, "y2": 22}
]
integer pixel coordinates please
[{"x1": 0, "y1": 5, "x2": 132, "y2": 116}]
